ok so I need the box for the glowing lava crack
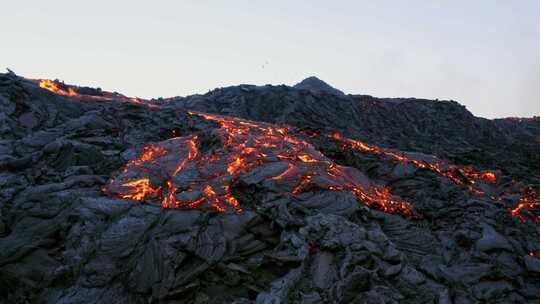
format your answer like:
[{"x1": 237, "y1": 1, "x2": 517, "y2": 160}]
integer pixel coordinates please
[{"x1": 104, "y1": 112, "x2": 413, "y2": 215}]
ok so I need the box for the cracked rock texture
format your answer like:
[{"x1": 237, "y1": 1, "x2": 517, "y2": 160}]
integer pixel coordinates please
[{"x1": 1, "y1": 73, "x2": 539, "y2": 303}]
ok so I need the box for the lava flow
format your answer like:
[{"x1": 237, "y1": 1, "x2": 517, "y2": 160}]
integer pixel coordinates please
[
  {"x1": 104, "y1": 112, "x2": 413, "y2": 215},
  {"x1": 509, "y1": 187, "x2": 540, "y2": 223},
  {"x1": 38, "y1": 79, "x2": 158, "y2": 107},
  {"x1": 39, "y1": 79, "x2": 78, "y2": 97},
  {"x1": 34, "y1": 78, "x2": 540, "y2": 222},
  {"x1": 330, "y1": 132, "x2": 497, "y2": 195},
  {"x1": 329, "y1": 132, "x2": 540, "y2": 222}
]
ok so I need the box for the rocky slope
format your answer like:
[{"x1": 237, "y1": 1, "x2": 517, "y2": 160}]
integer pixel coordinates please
[
  {"x1": 169, "y1": 78, "x2": 540, "y2": 182},
  {"x1": 0, "y1": 72, "x2": 539, "y2": 303}
]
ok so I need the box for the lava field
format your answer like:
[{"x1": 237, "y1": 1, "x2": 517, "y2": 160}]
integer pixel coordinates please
[{"x1": 1, "y1": 71, "x2": 539, "y2": 303}]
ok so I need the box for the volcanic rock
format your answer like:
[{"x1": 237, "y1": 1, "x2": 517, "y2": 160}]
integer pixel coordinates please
[
  {"x1": 524, "y1": 255, "x2": 540, "y2": 273},
  {"x1": 293, "y1": 76, "x2": 345, "y2": 96},
  {"x1": 475, "y1": 223, "x2": 513, "y2": 252},
  {"x1": 0, "y1": 71, "x2": 539, "y2": 303}
]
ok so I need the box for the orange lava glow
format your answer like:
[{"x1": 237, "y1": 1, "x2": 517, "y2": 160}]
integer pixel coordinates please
[
  {"x1": 329, "y1": 132, "x2": 540, "y2": 222},
  {"x1": 30, "y1": 77, "x2": 540, "y2": 222},
  {"x1": 38, "y1": 79, "x2": 159, "y2": 108},
  {"x1": 104, "y1": 112, "x2": 413, "y2": 216},
  {"x1": 117, "y1": 178, "x2": 160, "y2": 201},
  {"x1": 39, "y1": 79, "x2": 78, "y2": 97},
  {"x1": 101, "y1": 112, "x2": 539, "y2": 222},
  {"x1": 329, "y1": 132, "x2": 498, "y2": 195},
  {"x1": 509, "y1": 188, "x2": 540, "y2": 223}
]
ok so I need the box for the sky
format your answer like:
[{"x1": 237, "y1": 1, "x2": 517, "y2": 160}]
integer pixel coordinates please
[{"x1": 1, "y1": 1, "x2": 539, "y2": 118}]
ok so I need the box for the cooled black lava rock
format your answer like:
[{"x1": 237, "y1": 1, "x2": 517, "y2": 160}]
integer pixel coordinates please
[
  {"x1": 0, "y1": 72, "x2": 539, "y2": 304},
  {"x1": 293, "y1": 76, "x2": 345, "y2": 96}
]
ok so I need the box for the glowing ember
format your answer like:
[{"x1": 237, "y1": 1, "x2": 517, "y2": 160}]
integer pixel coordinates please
[
  {"x1": 104, "y1": 112, "x2": 413, "y2": 215},
  {"x1": 136, "y1": 145, "x2": 168, "y2": 163}
]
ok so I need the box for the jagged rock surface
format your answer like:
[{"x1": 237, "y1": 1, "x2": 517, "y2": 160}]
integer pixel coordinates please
[
  {"x1": 293, "y1": 76, "x2": 345, "y2": 96},
  {"x1": 169, "y1": 83, "x2": 540, "y2": 183},
  {"x1": 1, "y1": 73, "x2": 539, "y2": 303}
]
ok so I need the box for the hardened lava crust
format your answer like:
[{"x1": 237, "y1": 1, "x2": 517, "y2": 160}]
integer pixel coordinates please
[{"x1": 1, "y1": 72, "x2": 539, "y2": 303}]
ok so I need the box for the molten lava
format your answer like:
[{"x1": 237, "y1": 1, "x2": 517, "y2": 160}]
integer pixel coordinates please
[
  {"x1": 330, "y1": 132, "x2": 497, "y2": 194},
  {"x1": 30, "y1": 78, "x2": 540, "y2": 222},
  {"x1": 39, "y1": 79, "x2": 78, "y2": 97},
  {"x1": 27, "y1": 76, "x2": 518, "y2": 221},
  {"x1": 104, "y1": 112, "x2": 413, "y2": 215},
  {"x1": 101, "y1": 111, "x2": 540, "y2": 222},
  {"x1": 117, "y1": 178, "x2": 160, "y2": 201},
  {"x1": 328, "y1": 132, "x2": 540, "y2": 222},
  {"x1": 38, "y1": 79, "x2": 159, "y2": 108},
  {"x1": 509, "y1": 187, "x2": 540, "y2": 223}
]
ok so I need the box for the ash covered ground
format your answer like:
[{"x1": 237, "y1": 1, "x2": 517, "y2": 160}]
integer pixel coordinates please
[{"x1": 1, "y1": 71, "x2": 539, "y2": 303}]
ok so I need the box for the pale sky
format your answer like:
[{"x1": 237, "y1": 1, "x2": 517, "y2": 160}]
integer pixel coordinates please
[{"x1": 1, "y1": 1, "x2": 539, "y2": 118}]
